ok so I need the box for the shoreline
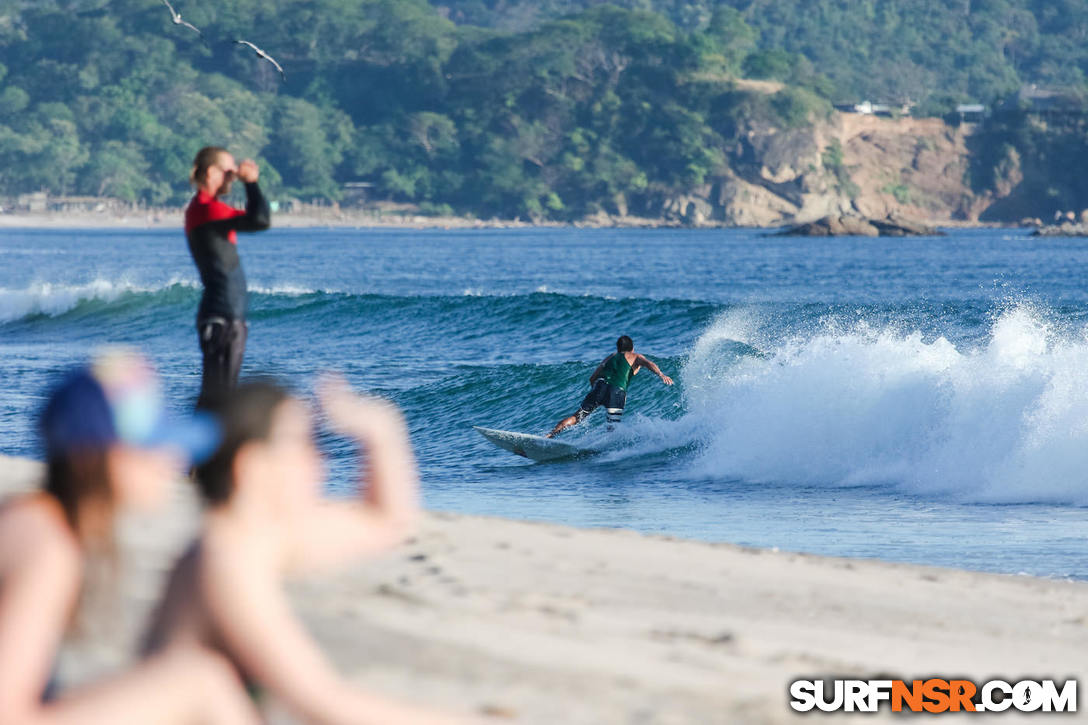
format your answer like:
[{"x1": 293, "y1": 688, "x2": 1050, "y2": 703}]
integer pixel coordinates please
[
  {"x1": 3, "y1": 453, "x2": 1086, "y2": 722},
  {"x1": 0, "y1": 210, "x2": 1023, "y2": 232}
]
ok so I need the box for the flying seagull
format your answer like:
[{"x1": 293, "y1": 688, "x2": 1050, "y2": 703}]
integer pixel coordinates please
[
  {"x1": 234, "y1": 39, "x2": 287, "y2": 82},
  {"x1": 158, "y1": 0, "x2": 203, "y2": 38}
]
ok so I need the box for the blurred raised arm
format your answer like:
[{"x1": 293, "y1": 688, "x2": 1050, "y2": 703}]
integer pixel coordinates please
[
  {"x1": 201, "y1": 534, "x2": 448, "y2": 725},
  {"x1": 285, "y1": 377, "x2": 421, "y2": 573}
]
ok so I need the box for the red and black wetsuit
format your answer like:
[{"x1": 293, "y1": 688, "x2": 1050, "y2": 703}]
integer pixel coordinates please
[{"x1": 184, "y1": 182, "x2": 270, "y2": 407}]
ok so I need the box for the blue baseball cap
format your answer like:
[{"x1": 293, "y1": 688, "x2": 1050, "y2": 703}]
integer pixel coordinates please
[{"x1": 41, "y1": 350, "x2": 220, "y2": 465}]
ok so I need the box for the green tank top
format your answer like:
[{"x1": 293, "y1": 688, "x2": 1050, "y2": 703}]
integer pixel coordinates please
[{"x1": 600, "y1": 353, "x2": 633, "y2": 390}]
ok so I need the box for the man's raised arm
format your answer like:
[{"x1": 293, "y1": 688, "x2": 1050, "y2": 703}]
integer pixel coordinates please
[
  {"x1": 635, "y1": 354, "x2": 674, "y2": 386},
  {"x1": 234, "y1": 160, "x2": 270, "y2": 231}
]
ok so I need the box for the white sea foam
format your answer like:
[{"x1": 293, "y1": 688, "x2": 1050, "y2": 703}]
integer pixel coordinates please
[
  {"x1": 247, "y1": 283, "x2": 326, "y2": 296},
  {"x1": 0, "y1": 279, "x2": 340, "y2": 321},
  {"x1": 678, "y1": 305, "x2": 1088, "y2": 504},
  {"x1": 0, "y1": 278, "x2": 198, "y2": 322}
]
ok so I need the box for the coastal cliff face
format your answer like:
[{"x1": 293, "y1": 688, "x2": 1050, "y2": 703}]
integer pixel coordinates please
[{"x1": 655, "y1": 112, "x2": 982, "y2": 227}]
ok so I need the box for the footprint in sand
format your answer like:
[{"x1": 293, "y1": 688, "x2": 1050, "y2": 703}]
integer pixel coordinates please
[
  {"x1": 479, "y1": 704, "x2": 518, "y2": 719},
  {"x1": 650, "y1": 629, "x2": 735, "y2": 647}
]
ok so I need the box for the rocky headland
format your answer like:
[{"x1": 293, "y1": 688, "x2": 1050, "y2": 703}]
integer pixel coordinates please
[
  {"x1": 5, "y1": 110, "x2": 1081, "y2": 233},
  {"x1": 775, "y1": 214, "x2": 943, "y2": 237}
]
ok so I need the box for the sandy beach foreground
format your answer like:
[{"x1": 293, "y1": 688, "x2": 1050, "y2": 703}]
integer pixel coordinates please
[{"x1": 1, "y1": 454, "x2": 1085, "y2": 723}]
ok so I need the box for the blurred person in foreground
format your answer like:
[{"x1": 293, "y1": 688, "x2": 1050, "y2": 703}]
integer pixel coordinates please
[
  {"x1": 186, "y1": 146, "x2": 271, "y2": 410},
  {"x1": 144, "y1": 377, "x2": 455, "y2": 724},
  {"x1": 0, "y1": 349, "x2": 258, "y2": 724}
]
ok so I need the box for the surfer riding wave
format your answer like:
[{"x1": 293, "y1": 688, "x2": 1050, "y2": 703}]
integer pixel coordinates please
[{"x1": 548, "y1": 335, "x2": 673, "y2": 438}]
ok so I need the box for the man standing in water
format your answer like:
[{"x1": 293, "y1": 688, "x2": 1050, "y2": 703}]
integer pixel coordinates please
[
  {"x1": 548, "y1": 335, "x2": 673, "y2": 437},
  {"x1": 185, "y1": 146, "x2": 271, "y2": 409}
]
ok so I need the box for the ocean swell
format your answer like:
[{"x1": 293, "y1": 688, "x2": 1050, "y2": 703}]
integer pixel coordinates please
[{"x1": 0, "y1": 279, "x2": 201, "y2": 322}]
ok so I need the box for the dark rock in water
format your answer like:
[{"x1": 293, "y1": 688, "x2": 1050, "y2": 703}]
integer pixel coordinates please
[
  {"x1": 1032, "y1": 222, "x2": 1088, "y2": 237},
  {"x1": 870, "y1": 216, "x2": 944, "y2": 237},
  {"x1": 773, "y1": 216, "x2": 875, "y2": 237},
  {"x1": 775, "y1": 214, "x2": 943, "y2": 238}
]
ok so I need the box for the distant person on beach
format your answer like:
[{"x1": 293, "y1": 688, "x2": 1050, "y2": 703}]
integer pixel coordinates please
[
  {"x1": 186, "y1": 146, "x2": 271, "y2": 409},
  {"x1": 0, "y1": 349, "x2": 258, "y2": 724},
  {"x1": 548, "y1": 335, "x2": 673, "y2": 438},
  {"x1": 144, "y1": 377, "x2": 453, "y2": 724}
]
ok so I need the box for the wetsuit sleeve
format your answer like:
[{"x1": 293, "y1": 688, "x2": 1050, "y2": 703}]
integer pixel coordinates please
[{"x1": 198, "y1": 182, "x2": 271, "y2": 235}]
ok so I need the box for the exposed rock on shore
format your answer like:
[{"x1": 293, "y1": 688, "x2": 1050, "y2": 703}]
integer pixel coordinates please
[
  {"x1": 776, "y1": 214, "x2": 943, "y2": 237},
  {"x1": 1032, "y1": 222, "x2": 1088, "y2": 237},
  {"x1": 636, "y1": 113, "x2": 980, "y2": 228}
]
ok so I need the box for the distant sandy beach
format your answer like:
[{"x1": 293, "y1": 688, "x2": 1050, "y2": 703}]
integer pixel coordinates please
[
  {"x1": 1, "y1": 454, "x2": 1085, "y2": 723},
  {"x1": 0, "y1": 209, "x2": 675, "y2": 231},
  {"x1": 0, "y1": 209, "x2": 541, "y2": 231},
  {"x1": 0, "y1": 210, "x2": 1011, "y2": 232}
]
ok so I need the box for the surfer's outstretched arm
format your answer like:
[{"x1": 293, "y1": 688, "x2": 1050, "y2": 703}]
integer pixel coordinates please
[
  {"x1": 282, "y1": 377, "x2": 420, "y2": 573},
  {"x1": 635, "y1": 354, "x2": 674, "y2": 385}
]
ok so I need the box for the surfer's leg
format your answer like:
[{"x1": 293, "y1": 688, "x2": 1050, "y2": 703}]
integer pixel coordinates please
[
  {"x1": 549, "y1": 383, "x2": 604, "y2": 437},
  {"x1": 196, "y1": 319, "x2": 244, "y2": 410},
  {"x1": 548, "y1": 410, "x2": 585, "y2": 438},
  {"x1": 549, "y1": 409, "x2": 590, "y2": 437},
  {"x1": 226, "y1": 320, "x2": 248, "y2": 389},
  {"x1": 196, "y1": 320, "x2": 227, "y2": 410},
  {"x1": 604, "y1": 386, "x2": 626, "y2": 430}
]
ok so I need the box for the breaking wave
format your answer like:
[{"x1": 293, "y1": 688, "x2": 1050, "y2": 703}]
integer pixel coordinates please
[{"x1": 680, "y1": 305, "x2": 1088, "y2": 505}]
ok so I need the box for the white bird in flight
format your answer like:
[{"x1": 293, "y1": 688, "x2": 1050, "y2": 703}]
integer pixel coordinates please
[
  {"x1": 234, "y1": 39, "x2": 287, "y2": 82},
  {"x1": 158, "y1": 0, "x2": 203, "y2": 38}
]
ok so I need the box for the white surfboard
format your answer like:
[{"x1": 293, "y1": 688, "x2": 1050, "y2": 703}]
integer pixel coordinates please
[{"x1": 474, "y1": 426, "x2": 596, "y2": 462}]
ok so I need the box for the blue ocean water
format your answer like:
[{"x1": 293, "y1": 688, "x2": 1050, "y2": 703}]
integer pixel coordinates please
[{"x1": 1, "y1": 225, "x2": 1087, "y2": 578}]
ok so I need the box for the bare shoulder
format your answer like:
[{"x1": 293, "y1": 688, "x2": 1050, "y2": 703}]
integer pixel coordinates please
[
  {"x1": 198, "y1": 519, "x2": 279, "y2": 587},
  {"x1": 0, "y1": 494, "x2": 80, "y2": 573}
]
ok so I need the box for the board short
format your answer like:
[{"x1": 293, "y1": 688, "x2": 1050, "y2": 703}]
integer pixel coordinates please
[{"x1": 576, "y1": 379, "x2": 626, "y2": 424}]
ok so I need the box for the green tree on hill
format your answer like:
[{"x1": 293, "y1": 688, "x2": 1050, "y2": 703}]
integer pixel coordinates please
[{"x1": 0, "y1": 0, "x2": 1082, "y2": 220}]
